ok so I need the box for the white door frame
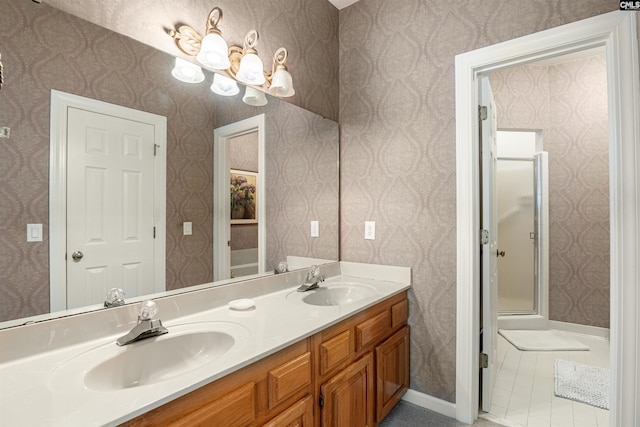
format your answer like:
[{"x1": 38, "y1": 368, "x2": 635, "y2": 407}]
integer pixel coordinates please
[
  {"x1": 49, "y1": 90, "x2": 167, "y2": 312},
  {"x1": 213, "y1": 114, "x2": 266, "y2": 281},
  {"x1": 455, "y1": 11, "x2": 639, "y2": 425}
]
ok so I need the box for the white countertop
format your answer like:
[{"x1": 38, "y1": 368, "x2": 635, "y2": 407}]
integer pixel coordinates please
[{"x1": 0, "y1": 262, "x2": 410, "y2": 426}]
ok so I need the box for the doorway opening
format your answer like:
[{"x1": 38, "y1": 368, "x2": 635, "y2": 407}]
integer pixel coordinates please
[
  {"x1": 213, "y1": 114, "x2": 266, "y2": 281},
  {"x1": 455, "y1": 11, "x2": 639, "y2": 426}
]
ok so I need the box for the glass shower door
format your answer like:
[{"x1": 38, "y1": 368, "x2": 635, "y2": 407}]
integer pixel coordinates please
[{"x1": 496, "y1": 158, "x2": 536, "y2": 314}]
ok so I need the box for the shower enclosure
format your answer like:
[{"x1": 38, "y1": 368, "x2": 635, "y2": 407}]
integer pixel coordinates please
[{"x1": 496, "y1": 131, "x2": 549, "y2": 329}]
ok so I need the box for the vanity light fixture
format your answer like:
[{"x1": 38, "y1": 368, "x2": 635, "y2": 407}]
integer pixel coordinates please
[
  {"x1": 195, "y1": 8, "x2": 230, "y2": 70},
  {"x1": 242, "y1": 86, "x2": 268, "y2": 107},
  {"x1": 229, "y1": 30, "x2": 266, "y2": 86},
  {"x1": 171, "y1": 57, "x2": 205, "y2": 83},
  {"x1": 269, "y1": 48, "x2": 295, "y2": 97},
  {"x1": 167, "y1": 8, "x2": 295, "y2": 98},
  {"x1": 210, "y1": 72, "x2": 239, "y2": 96}
]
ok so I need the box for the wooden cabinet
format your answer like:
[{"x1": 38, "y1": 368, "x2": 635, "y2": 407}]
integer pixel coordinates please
[
  {"x1": 376, "y1": 327, "x2": 409, "y2": 421},
  {"x1": 315, "y1": 292, "x2": 409, "y2": 427},
  {"x1": 320, "y1": 353, "x2": 375, "y2": 427},
  {"x1": 124, "y1": 291, "x2": 409, "y2": 427},
  {"x1": 123, "y1": 340, "x2": 311, "y2": 427}
]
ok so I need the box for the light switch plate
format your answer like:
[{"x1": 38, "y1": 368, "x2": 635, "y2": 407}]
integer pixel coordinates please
[
  {"x1": 310, "y1": 220, "x2": 319, "y2": 237},
  {"x1": 183, "y1": 222, "x2": 192, "y2": 236},
  {"x1": 364, "y1": 221, "x2": 375, "y2": 240},
  {"x1": 27, "y1": 224, "x2": 43, "y2": 242}
]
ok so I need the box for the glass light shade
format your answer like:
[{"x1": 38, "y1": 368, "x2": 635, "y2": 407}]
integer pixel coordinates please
[
  {"x1": 210, "y1": 73, "x2": 240, "y2": 97},
  {"x1": 269, "y1": 68, "x2": 295, "y2": 97},
  {"x1": 235, "y1": 53, "x2": 266, "y2": 85},
  {"x1": 196, "y1": 33, "x2": 231, "y2": 70},
  {"x1": 171, "y1": 57, "x2": 205, "y2": 83},
  {"x1": 242, "y1": 86, "x2": 268, "y2": 107}
]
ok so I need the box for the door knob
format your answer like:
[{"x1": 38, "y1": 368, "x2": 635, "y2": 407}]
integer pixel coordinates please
[
  {"x1": 496, "y1": 250, "x2": 506, "y2": 257},
  {"x1": 71, "y1": 251, "x2": 84, "y2": 261}
]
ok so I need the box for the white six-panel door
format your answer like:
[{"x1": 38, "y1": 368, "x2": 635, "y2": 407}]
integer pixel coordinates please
[
  {"x1": 480, "y1": 76, "x2": 498, "y2": 412},
  {"x1": 66, "y1": 108, "x2": 157, "y2": 309}
]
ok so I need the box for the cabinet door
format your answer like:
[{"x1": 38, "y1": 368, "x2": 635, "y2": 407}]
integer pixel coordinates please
[
  {"x1": 320, "y1": 353, "x2": 374, "y2": 427},
  {"x1": 376, "y1": 326, "x2": 409, "y2": 422},
  {"x1": 262, "y1": 395, "x2": 313, "y2": 427}
]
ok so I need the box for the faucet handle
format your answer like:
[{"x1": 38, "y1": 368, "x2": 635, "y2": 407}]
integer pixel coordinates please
[
  {"x1": 138, "y1": 300, "x2": 159, "y2": 321},
  {"x1": 307, "y1": 265, "x2": 320, "y2": 280},
  {"x1": 104, "y1": 288, "x2": 125, "y2": 308}
]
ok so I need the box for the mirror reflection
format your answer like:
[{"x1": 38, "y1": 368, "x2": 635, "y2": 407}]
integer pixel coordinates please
[{"x1": 0, "y1": 1, "x2": 338, "y2": 327}]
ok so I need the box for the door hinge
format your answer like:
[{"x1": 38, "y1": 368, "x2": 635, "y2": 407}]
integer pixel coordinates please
[
  {"x1": 480, "y1": 352, "x2": 489, "y2": 369},
  {"x1": 481, "y1": 229, "x2": 489, "y2": 245},
  {"x1": 153, "y1": 144, "x2": 160, "y2": 156},
  {"x1": 479, "y1": 105, "x2": 488, "y2": 121},
  {"x1": 319, "y1": 393, "x2": 324, "y2": 409},
  {"x1": 153, "y1": 227, "x2": 156, "y2": 238}
]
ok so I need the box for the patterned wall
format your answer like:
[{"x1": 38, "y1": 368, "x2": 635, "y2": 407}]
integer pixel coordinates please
[
  {"x1": 338, "y1": 0, "x2": 618, "y2": 402},
  {"x1": 490, "y1": 55, "x2": 610, "y2": 328},
  {"x1": 43, "y1": 0, "x2": 340, "y2": 122},
  {"x1": 215, "y1": 94, "x2": 340, "y2": 271},
  {"x1": 230, "y1": 132, "x2": 259, "y2": 172},
  {"x1": 0, "y1": 1, "x2": 217, "y2": 320},
  {"x1": 0, "y1": 1, "x2": 339, "y2": 322}
]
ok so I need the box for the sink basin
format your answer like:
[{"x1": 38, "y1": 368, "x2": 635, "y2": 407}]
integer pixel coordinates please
[
  {"x1": 47, "y1": 322, "x2": 249, "y2": 392},
  {"x1": 292, "y1": 282, "x2": 378, "y2": 306}
]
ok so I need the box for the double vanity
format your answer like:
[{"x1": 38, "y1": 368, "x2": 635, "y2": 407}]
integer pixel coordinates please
[{"x1": 0, "y1": 261, "x2": 410, "y2": 426}]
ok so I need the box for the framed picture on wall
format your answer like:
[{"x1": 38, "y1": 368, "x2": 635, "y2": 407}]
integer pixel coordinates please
[{"x1": 230, "y1": 169, "x2": 258, "y2": 224}]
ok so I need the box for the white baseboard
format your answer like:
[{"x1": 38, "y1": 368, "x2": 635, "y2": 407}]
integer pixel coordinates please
[
  {"x1": 548, "y1": 320, "x2": 610, "y2": 340},
  {"x1": 401, "y1": 388, "x2": 456, "y2": 419}
]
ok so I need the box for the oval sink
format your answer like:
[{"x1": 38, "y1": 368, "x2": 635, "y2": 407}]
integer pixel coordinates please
[
  {"x1": 48, "y1": 322, "x2": 249, "y2": 392},
  {"x1": 294, "y1": 282, "x2": 378, "y2": 306}
]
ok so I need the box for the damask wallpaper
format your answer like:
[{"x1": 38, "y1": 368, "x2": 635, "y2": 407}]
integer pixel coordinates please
[
  {"x1": 338, "y1": 0, "x2": 617, "y2": 402},
  {"x1": 215, "y1": 95, "x2": 340, "y2": 271},
  {"x1": 490, "y1": 55, "x2": 610, "y2": 329},
  {"x1": 0, "y1": 1, "x2": 219, "y2": 320}
]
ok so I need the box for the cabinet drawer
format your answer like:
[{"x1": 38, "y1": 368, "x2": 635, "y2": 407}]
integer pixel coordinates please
[
  {"x1": 356, "y1": 310, "x2": 390, "y2": 351},
  {"x1": 171, "y1": 382, "x2": 255, "y2": 427},
  {"x1": 320, "y1": 329, "x2": 352, "y2": 375},
  {"x1": 391, "y1": 299, "x2": 408, "y2": 328},
  {"x1": 268, "y1": 352, "x2": 312, "y2": 409}
]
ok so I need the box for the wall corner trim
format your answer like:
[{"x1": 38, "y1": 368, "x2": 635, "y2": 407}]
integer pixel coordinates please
[{"x1": 400, "y1": 389, "x2": 456, "y2": 419}]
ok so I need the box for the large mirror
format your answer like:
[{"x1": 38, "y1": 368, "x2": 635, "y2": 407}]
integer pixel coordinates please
[{"x1": 0, "y1": 1, "x2": 339, "y2": 328}]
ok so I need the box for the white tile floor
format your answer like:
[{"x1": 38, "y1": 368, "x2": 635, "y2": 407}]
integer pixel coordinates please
[{"x1": 481, "y1": 331, "x2": 610, "y2": 427}]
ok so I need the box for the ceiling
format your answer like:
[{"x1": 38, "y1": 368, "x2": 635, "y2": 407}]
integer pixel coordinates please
[{"x1": 328, "y1": 0, "x2": 360, "y2": 10}]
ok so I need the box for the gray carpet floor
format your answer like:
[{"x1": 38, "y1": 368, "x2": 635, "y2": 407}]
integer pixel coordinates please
[{"x1": 379, "y1": 401, "x2": 506, "y2": 427}]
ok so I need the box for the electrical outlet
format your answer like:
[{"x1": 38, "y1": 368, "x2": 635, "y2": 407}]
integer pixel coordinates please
[
  {"x1": 311, "y1": 220, "x2": 319, "y2": 237},
  {"x1": 183, "y1": 222, "x2": 192, "y2": 236},
  {"x1": 364, "y1": 221, "x2": 375, "y2": 240}
]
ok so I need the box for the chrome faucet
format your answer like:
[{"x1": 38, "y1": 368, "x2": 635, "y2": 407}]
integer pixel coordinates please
[
  {"x1": 116, "y1": 300, "x2": 168, "y2": 346},
  {"x1": 297, "y1": 265, "x2": 325, "y2": 292}
]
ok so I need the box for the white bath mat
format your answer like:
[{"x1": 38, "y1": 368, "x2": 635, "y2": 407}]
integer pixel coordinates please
[
  {"x1": 555, "y1": 359, "x2": 609, "y2": 409},
  {"x1": 499, "y1": 329, "x2": 589, "y2": 351}
]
